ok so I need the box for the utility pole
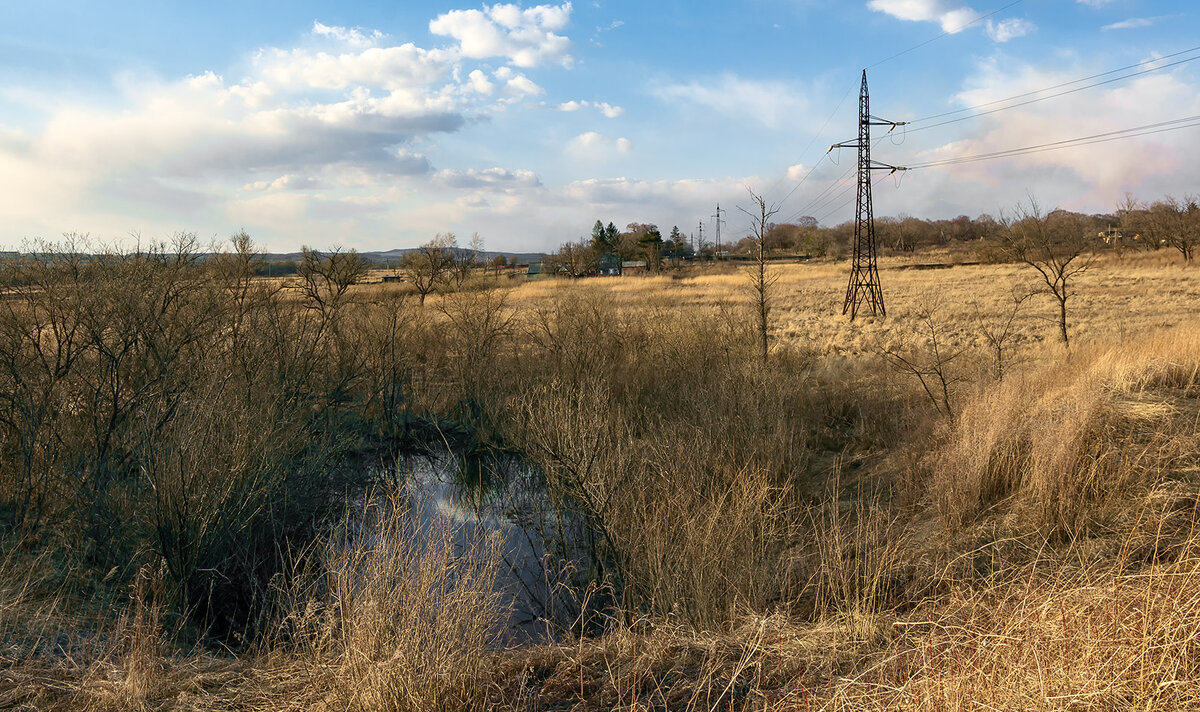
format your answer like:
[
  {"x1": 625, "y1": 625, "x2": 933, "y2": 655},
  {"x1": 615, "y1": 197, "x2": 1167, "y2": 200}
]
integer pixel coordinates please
[
  {"x1": 697, "y1": 221, "x2": 704, "y2": 257},
  {"x1": 712, "y1": 204, "x2": 726, "y2": 259},
  {"x1": 831, "y1": 69, "x2": 906, "y2": 320}
]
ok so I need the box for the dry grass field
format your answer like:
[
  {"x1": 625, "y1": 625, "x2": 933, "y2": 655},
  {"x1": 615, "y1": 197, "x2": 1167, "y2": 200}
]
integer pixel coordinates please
[{"x1": 2, "y1": 245, "x2": 1198, "y2": 710}]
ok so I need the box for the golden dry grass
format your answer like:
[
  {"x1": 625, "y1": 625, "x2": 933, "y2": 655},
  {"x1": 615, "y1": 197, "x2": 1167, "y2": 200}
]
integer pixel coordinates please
[{"x1": 3, "y1": 247, "x2": 1198, "y2": 710}]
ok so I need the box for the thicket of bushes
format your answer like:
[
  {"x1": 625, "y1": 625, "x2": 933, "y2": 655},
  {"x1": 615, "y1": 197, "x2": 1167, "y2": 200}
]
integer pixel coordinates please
[{"x1": 0, "y1": 235, "x2": 404, "y2": 641}]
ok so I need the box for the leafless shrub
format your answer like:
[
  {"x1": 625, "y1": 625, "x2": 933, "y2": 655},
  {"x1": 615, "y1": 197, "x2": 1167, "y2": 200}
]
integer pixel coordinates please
[
  {"x1": 877, "y1": 300, "x2": 969, "y2": 418},
  {"x1": 996, "y1": 199, "x2": 1095, "y2": 346}
]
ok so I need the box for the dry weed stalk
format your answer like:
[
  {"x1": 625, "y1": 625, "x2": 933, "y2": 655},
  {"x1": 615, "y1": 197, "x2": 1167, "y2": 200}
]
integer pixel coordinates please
[{"x1": 283, "y1": 487, "x2": 507, "y2": 712}]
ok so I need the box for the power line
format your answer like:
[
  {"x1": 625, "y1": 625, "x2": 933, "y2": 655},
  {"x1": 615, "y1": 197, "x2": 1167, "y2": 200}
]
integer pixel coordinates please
[
  {"x1": 865, "y1": 1, "x2": 1025, "y2": 70},
  {"x1": 775, "y1": 43, "x2": 1200, "y2": 226},
  {"x1": 773, "y1": 82, "x2": 857, "y2": 204},
  {"x1": 903, "y1": 51, "x2": 1200, "y2": 135},
  {"x1": 906, "y1": 114, "x2": 1200, "y2": 169},
  {"x1": 815, "y1": 173, "x2": 892, "y2": 226},
  {"x1": 777, "y1": 109, "x2": 906, "y2": 224},
  {"x1": 798, "y1": 172, "x2": 857, "y2": 220},
  {"x1": 770, "y1": 2, "x2": 1026, "y2": 219},
  {"x1": 781, "y1": 166, "x2": 855, "y2": 224},
  {"x1": 907, "y1": 44, "x2": 1200, "y2": 124},
  {"x1": 774, "y1": 6, "x2": 1027, "y2": 221}
]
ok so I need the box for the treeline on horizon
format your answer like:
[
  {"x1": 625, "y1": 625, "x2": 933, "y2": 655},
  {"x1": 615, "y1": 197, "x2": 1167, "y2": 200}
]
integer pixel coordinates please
[{"x1": 544, "y1": 192, "x2": 1198, "y2": 274}]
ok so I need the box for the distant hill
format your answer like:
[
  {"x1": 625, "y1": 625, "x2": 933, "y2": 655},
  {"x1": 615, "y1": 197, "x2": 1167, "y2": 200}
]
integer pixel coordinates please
[{"x1": 260, "y1": 248, "x2": 546, "y2": 265}]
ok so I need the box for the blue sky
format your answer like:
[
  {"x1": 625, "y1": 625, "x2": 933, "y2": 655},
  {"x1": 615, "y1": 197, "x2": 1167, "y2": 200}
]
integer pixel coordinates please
[{"x1": 1, "y1": 0, "x2": 1197, "y2": 252}]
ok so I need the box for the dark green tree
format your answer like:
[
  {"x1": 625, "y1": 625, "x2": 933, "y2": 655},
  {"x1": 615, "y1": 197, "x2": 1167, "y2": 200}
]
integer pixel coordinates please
[
  {"x1": 668, "y1": 225, "x2": 684, "y2": 264},
  {"x1": 590, "y1": 220, "x2": 610, "y2": 252},
  {"x1": 638, "y1": 228, "x2": 664, "y2": 270}
]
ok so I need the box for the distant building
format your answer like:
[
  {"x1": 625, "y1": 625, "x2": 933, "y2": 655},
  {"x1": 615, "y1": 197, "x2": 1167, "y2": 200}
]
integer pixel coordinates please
[
  {"x1": 595, "y1": 253, "x2": 622, "y2": 276},
  {"x1": 621, "y1": 260, "x2": 648, "y2": 274},
  {"x1": 1097, "y1": 227, "x2": 1141, "y2": 246},
  {"x1": 381, "y1": 274, "x2": 404, "y2": 283},
  {"x1": 527, "y1": 262, "x2": 544, "y2": 276}
]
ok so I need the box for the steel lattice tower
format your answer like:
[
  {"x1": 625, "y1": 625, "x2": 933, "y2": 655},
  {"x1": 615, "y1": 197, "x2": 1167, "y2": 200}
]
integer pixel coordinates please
[{"x1": 832, "y1": 70, "x2": 905, "y2": 320}]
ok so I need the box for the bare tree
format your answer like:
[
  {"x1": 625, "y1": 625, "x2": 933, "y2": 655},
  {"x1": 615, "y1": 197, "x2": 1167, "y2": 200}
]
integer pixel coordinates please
[
  {"x1": 879, "y1": 300, "x2": 968, "y2": 418},
  {"x1": 739, "y1": 188, "x2": 781, "y2": 363},
  {"x1": 1147, "y1": 195, "x2": 1198, "y2": 263},
  {"x1": 404, "y1": 233, "x2": 457, "y2": 305},
  {"x1": 974, "y1": 286, "x2": 1035, "y2": 381},
  {"x1": 548, "y1": 240, "x2": 598, "y2": 279},
  {"x1": 296, "y1": 246, "x2": 368, "y2": 320},
  {"x1": 996, "y1": 200, "x2": 1094, "y2": 347},
  {"x1": 469, "y1": 231, "x2": 486, "y2": 267}
]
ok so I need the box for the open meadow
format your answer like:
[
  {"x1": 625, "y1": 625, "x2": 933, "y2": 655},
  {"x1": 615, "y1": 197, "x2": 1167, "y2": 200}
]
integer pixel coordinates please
[{"x1": 1, "y1": 244, "x2": 1198, "y2": 711}]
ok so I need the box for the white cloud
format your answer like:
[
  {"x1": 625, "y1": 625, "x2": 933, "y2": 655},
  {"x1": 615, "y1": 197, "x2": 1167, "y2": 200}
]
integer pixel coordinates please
[
  {"x1": 567, "y1": 131, "x2": 632, "y2": 157},
  {"x1": 985, "y1": 17, "x2": 1034, "y2": 42},
  {"x1": 429, "y1": 2, "x2": 573, "y2": 68},
  {"x1": 242, "y1": 174, "x2": 325, "y2": 192},
  {"x1": 503, "y1": 73, "x2": 544, "y2": 96},
  {"x1": 556, "y1": 99, "x2": 624, "y2": 117},
  {"x1": 253, "y1": 44, "x2": 455, "y2": 92},
  {"x1": 1102, "y1": 17, "x2": 1163, "y2": 31},
  {"x1": 311, "y1": 21, "x2": 384, "y2": 48},
  {"x1": 654, "y1": 73, "x2": 809, "y2": 129},
  {"x1": 0, "y1": 7, "x2": 586, "y2": 248},
  {"x1": 786, "y1": 164, "x2": 809, "y2": 180},
  {"x1": 897, "y1": 56, "x2": 1200, "y2": 216},
  {"x1": 867, "y1": 0, "x2": 979, "y2": 33},
  {"x1": 870, "y1": 1, "x2": 1035, "y2": 42},
  {"x1": 466, "y1": 69, "x2": 495, "y2": 94},
  {"x1": 597, "y1": 102, "x2": 624, "y2": 118},
  {"x1": 435, "y1": 167, "x2": 542, "y2": 190}
]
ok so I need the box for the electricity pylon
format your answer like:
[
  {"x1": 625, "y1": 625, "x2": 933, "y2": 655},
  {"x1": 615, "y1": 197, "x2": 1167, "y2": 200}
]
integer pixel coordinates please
[
  {"x1": 831, "y1": 70, "x2": 906, "y2": 320},
  {"x1": 712, "y1": 204, "x2": 726, "y2": 258}
]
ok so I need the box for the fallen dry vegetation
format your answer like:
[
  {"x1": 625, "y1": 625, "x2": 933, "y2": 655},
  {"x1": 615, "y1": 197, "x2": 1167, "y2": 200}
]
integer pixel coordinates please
[{"x1": 1, "y1": 240, "x2": 1198, "y2": 710}]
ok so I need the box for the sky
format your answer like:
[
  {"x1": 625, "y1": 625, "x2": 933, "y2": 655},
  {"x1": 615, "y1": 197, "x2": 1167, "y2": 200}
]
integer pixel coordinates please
[{"x1": 1, "y1": 0, "x2": 1198, "y2": 252}]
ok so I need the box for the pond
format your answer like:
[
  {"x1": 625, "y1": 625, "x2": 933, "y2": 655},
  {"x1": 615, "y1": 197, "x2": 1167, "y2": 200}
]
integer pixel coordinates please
[{"x1": 362, "y1": 449, "x2": 600, "y2": 645}]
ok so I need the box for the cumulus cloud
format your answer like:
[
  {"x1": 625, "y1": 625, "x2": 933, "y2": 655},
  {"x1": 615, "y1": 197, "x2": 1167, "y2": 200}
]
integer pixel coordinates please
[
  {"x1": 869, "y1": 1, "x2": 1037, "y2": 43},
  {"x1": 254, "y1": 43, "x2": 455, "y2": 92},
  {"x1": 31, "y1": 72, "x2": 447, "y2": 181},
  {"x1": 556, "y1": 99, "x2": 624, "y2": 117},
  {"x1": 0, "y1": 6, "x2": 586, "y2": 247},
  {"x1": 466, "y1": 69, "x2": 495, "y2": 94},
  {"x1": 786, "y1": 164, "x2": 809, "y2": 181},
  {"x1": 429, "y1": 2, "x2": 573, "y2": 68},
  {"x1": 503, "y1": 73, "x2": 544, "y2": 96},
  {"x1": 866, "y1": 0, "x2": 980, "y2": 33},
  {"x1": 311, "y1": 21, "x2": 384, "y2": 48},
  {"x1": 435, "y1": 167, "x2": 542, "y2": 190},
  {"x1": 986, "y1": 17, "x2": 1034, "y2": 42}
]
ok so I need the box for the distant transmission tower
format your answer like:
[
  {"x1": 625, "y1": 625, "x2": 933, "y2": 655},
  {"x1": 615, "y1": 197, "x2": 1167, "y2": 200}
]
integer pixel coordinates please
[
  {"x1": 697, "y1": 221, "x2": 704, "y2": 255},
  {"x1": 712, "y1": 204, "x2": 726, "y2": 259},
  {"x1": 831, "y1": 70, "x2": 906, "y2": 320}
]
